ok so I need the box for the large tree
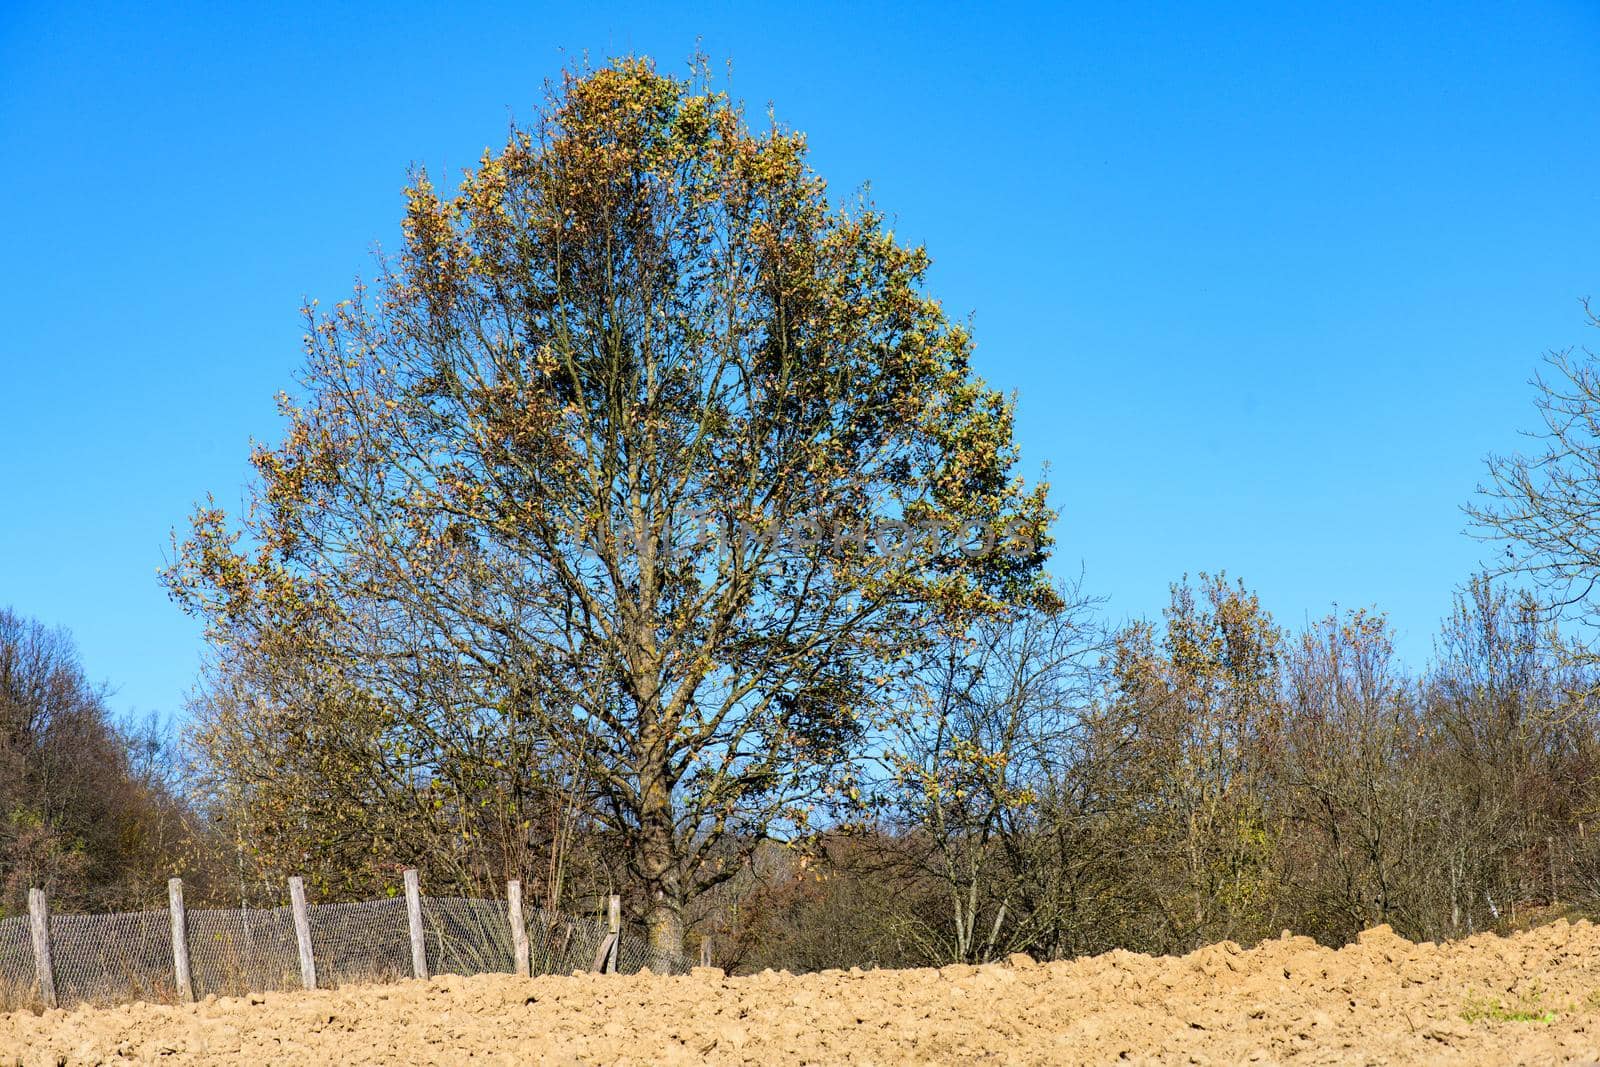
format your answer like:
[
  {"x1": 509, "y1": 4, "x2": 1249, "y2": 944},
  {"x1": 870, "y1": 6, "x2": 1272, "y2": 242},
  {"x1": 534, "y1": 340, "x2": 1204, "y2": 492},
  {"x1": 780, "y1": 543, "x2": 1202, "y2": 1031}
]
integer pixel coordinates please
[{"x1": 166, "y1": 57, "x2": 1052, "y2": 956}]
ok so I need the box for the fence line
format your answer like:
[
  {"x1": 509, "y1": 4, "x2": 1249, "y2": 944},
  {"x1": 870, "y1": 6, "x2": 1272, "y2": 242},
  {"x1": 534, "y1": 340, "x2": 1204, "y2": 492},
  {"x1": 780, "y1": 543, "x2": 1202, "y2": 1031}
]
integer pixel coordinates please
[{"x1": 0, "y1": 871, "x2": 688, "y2": 1012}]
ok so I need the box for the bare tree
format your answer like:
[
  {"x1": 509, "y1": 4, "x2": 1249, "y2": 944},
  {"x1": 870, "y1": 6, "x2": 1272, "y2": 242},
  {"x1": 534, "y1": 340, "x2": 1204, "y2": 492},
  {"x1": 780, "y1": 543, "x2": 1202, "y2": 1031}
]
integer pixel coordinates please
[
  {"x1": 1468, "y1": 302, "x2": 1600, "y2": 652},
  {"x1": 875, "y1": 581, "x2": 1104, "y2": 963},
  {"x1": 1273, "y1": 609, "x2": 1440, "y2": 942}
]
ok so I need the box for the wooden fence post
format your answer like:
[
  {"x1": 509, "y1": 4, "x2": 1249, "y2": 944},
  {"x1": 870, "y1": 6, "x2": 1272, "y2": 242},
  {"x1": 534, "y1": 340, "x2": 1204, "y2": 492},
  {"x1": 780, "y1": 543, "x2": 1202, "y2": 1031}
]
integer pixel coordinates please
[
  {"x1": 507, "y1": 879, "x2": 530, "y2": 978},
  {"x1": 404, "y1": 868, "x2": 428, "y2": 980},
  {"x1": 700, "y1": 936, "x2": 711, "y2": 968},
  {"x1": 27, "y1": 888, "x2": 56, "y2": 1009},
  {"x1": 591, "y1": 895, "x2": 622, "y2": 974},
  {"x1": 606, "y1": 894, "x2": 621, "y2": 974},
  {"x1": 288, "y1": 876, "x2": 317, "y2": 990},
  {"x1": 591, "y1": 932, "x2": 615, "y2": 974},
  {"x1": 168, "y1": 877, "x2": 194, "y2": 1002}
]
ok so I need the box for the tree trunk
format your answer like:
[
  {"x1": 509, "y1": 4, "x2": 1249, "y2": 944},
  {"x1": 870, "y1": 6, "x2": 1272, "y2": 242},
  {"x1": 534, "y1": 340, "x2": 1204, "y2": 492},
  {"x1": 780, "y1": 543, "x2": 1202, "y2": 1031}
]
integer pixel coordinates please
[
  {"x1": 637, "y1": 766, "x2": 686, "y2": 960},
  {"x1": 645, "y1": 894, "x2": 685, "y2": 961}
]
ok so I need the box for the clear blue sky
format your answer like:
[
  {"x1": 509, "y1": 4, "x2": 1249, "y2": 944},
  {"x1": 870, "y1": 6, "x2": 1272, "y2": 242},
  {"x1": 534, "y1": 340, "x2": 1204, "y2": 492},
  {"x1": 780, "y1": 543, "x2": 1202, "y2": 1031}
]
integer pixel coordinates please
[{"x1": 2, "y1": 2, "x2": 1597, "y2": 722}]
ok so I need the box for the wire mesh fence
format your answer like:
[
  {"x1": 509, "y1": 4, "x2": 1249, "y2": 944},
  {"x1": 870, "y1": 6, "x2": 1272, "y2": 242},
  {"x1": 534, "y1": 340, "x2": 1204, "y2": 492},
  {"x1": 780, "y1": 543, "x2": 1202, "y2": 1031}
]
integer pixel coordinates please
[
  {"x1": 0, "y1": 916, "x2": 33, "y2": 1011},
  {"x1": 616, "y1": 928, "x2": 694, "y2": 977},
  {"x1": 528, "y1": 906, "x2": 610, "y2": 976},
  {"x1": 50, "y1": 909, "x2": 175, "y2": 1006},
  {"x1": 186, "y1": 903, "x2": 303, "y2": 997},
  {"x1": 310, "y1": 898, "x2": 412, "y2": 988},
  {"x1": 0, "y1": 880, "x2": 689, "y2": 1012}
]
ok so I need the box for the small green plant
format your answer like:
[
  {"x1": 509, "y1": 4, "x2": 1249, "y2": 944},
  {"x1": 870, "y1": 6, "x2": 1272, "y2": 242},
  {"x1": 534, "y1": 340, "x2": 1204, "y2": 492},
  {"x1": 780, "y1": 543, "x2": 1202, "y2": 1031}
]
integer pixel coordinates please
[{"x1": 1462, "y1": 988, "x2": 1560, "y2": 1025}]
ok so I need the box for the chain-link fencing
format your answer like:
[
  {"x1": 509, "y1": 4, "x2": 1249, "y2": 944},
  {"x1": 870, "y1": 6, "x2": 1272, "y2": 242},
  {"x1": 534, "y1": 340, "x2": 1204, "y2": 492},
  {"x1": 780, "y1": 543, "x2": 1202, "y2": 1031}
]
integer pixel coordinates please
[
  {"x1": 0, "y1": 916, "x2": 32, "y2": 1011},
  {"x1": 0, "y1": 885, "x2": 689, "y2": 1012},
  {"x1": 186, "y1": 903, "x2": 303, "y2": 997},
  {"x1": 49, "y1": 908, "x2": 175, "y2": 1006}
]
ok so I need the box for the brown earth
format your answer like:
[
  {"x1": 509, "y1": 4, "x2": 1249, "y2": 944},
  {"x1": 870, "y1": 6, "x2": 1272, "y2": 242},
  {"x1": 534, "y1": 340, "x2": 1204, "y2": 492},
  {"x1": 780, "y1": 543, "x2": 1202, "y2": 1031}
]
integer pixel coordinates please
[{"x1": 4, "y1": 921, "x2": 1600, "y2": 1065}]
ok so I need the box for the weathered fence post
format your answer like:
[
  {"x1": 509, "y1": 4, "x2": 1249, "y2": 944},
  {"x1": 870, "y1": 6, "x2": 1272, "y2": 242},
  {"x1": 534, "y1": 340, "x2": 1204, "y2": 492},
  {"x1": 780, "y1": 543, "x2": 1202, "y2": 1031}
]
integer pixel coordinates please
[
  {"x1": 700, "y1": 936, "x2": 712, "y2": 968},
  {"x1": 168, "y1": 877, "x2": 194, "y2": 1002},
  {"x1": 507, "y1": 879, "x2": 530, "y2": 978},
  {"x1": 27, "y1": 888, "x2": 56, "y2": 1009},
  {"x1": 605, "y1": 894, "x2": 621, "y2": 974},
  {"x1": 590, "y1": 932, "x2": 612, "y2": 973},
  {"x1": 288, "y1": 876, "x2": 317, "y2": 990},
  {"x1": 591, "y1": 895, "x2": 621, "y2": 974},
  {"x1": 404, "y1": 868, "x2": 428, "y2": 980}
]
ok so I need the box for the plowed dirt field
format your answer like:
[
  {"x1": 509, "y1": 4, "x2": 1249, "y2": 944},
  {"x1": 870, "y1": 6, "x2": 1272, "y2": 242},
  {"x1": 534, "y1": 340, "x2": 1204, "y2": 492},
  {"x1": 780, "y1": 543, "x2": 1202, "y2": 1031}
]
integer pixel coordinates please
[{"x1": 5, "y1": 922, "x2": 1600, "y2": 1064}]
